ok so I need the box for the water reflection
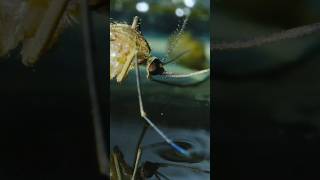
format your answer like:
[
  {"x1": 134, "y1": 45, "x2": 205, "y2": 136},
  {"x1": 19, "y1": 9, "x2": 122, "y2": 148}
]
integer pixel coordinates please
[{"x1": 110, "y1": 120, "x2": 210, "y2": 179}]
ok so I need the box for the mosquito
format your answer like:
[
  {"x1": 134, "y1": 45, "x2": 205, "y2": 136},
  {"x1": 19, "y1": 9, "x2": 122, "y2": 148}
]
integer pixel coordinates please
[{"x1": 110, "y1": 15, "x2": 209, "y2": 158}]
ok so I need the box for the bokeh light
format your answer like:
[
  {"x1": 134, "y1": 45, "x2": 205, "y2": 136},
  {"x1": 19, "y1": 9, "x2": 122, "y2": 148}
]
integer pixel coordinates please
[{"x1": 136, "y1": 1, "x2": 149, "y2": 13}]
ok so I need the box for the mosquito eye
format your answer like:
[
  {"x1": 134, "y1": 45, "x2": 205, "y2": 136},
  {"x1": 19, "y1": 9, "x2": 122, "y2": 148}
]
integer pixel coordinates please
[{"x1": 148, "y1": 58, "x2": 164, "y2": 75}]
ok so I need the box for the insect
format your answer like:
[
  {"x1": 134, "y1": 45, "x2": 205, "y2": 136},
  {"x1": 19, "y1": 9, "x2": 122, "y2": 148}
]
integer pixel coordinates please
[
  {"x1": 110, "y1": 15, "x2": 209, "y2": 157},
  {"x1": 110, "y1": 16, "x2": 209, "y2": 84},
  {"x1": 110, "y1": 15, "x2": 210, "y2": 179},
  {"x1": 0, "y1": 0, "x2": 105, "y2": 66}
]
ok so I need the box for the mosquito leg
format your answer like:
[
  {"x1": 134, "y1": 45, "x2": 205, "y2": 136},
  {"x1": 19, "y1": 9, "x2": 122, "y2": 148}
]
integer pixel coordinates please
[
  {"x1": 22, "y1": 0, "x2": 69, "y2": 66},
  {"x1": 131, "y1": 16, "x2": 139, "y2": 29},
  {"x1": 131, "y1": 123, "x2": 149, "y2": 179},
  {"x1": 131, "y1": 147, "x2": 142, "y2": 180},
  {"x1": 112, "y1": 152, "x2": 123, "y2": 180},
  {"x1": 134, "y1": 55, "x2": 190, "y2": 157},
  {"x1": 132, "y1": 123, "x2": 149, "y2": 167}
]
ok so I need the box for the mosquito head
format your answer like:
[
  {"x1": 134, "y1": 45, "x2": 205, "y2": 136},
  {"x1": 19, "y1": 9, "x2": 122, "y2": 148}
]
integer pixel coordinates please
[{"x1": 146, "y1": 56, "x2": 165, "y2": 78}]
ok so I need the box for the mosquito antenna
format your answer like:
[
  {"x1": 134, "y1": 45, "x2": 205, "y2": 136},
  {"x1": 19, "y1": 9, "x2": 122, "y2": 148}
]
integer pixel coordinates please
[
  {"x1": 212, "y1": 22, "x2": 320, "y2": 50},
  {"x1": 166, "y1": 15, "x2": 189, "y2": 60},
  {"x1": 163, "y1": 49, "x2": 190, "y2": 65}
]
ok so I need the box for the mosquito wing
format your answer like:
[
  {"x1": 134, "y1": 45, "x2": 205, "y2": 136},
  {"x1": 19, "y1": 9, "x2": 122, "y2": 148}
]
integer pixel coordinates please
[
  {"x1": 110, "y1": 19, "x2": 152, "y2": 83},
  {"x1": 110, "y1": 23, "x2": 139, "y2": 82}
]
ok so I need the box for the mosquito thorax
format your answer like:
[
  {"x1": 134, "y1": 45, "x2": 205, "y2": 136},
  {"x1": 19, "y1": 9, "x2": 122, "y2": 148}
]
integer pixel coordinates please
[{"x1": 146, "y1": 56, "x2": 165, "y2": 78}]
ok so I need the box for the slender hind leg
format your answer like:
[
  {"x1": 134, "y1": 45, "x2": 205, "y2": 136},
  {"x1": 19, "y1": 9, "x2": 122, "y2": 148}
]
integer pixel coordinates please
[
  {"x1": 131, "y1": 147, "x2": 142, "y2": 180},
  {"x1": 131, "y1": 115, "x2": 154, "y2": 179},
  {"x1": 133, "y1": 54, "x2": 190, "y2": 157},
  {"x1": 130, "y1": 16, "x2": 189, "y2": 156}
]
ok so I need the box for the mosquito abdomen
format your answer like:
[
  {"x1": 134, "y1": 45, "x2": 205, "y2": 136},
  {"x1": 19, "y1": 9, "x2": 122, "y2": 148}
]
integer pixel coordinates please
[{"x1": 110, "y1": 22, "x2": 151, "y2": 82}]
